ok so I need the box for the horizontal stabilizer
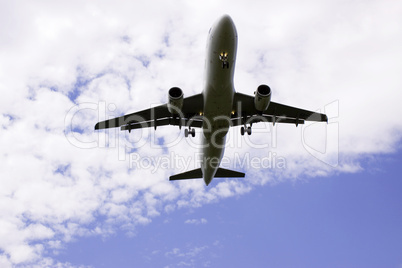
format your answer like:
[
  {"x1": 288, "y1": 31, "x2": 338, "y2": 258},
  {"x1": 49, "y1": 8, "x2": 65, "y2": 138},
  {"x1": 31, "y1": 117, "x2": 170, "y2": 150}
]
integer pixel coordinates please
[
  {"x1": 169, "y1": 168, "x2": 203, "y2": 181},
  {"x1": 169, "y1": 167, "x2": 245, "y2": 181},
  {"x1": 215, "y1": 167, "x2": 245, "y2": 178}
]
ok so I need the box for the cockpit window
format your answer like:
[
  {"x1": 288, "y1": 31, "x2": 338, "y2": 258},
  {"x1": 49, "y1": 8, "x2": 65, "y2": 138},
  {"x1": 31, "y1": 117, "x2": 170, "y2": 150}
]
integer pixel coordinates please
[{"x1": 209, "y1": 27, "x2": 212, "y2": 34}]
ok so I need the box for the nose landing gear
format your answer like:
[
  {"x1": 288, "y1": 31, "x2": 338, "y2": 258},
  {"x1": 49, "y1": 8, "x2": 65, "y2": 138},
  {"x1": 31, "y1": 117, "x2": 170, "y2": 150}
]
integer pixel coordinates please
[{"x1": 219, "y1": 52, "x2": 229, "y2": 69}]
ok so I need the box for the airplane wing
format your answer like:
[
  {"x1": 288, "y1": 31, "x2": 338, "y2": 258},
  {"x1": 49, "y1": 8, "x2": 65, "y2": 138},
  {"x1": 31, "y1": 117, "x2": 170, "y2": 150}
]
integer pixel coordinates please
[
  {"x1": 95, "y1": 93, "x2": 204, "y2": 131},
  {"x1": 231, "y1": 92, "x2": 327, "y2": 126}
]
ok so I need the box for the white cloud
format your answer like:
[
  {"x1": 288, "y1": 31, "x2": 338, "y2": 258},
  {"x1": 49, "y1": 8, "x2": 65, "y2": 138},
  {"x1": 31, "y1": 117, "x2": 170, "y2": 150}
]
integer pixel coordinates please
[
  {"x1": 184, "y1": 218, "x2": 208, "y2": 225},
  {"x1": 164, "y1": 245, "x2": 209, "y2": 267},
  {"x1": 0, "y1": 0, "x2": 401, "y2": 266}
]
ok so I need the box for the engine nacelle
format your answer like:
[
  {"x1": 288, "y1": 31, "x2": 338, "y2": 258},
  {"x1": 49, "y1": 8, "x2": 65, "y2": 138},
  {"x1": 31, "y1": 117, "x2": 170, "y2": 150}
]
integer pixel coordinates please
[
  {"x1": 254, "y1": 84, "x2": 271, "y2": 112},
  {"x1": 168, "y1": 87, "x2": 184, "y2": 114}
]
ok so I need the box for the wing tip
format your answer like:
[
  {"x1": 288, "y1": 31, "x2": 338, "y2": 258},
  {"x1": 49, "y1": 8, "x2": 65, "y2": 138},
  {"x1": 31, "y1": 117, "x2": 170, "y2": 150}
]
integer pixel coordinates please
[{"x1": 323, "y1": 114, "x2": 328, "y2": 123}]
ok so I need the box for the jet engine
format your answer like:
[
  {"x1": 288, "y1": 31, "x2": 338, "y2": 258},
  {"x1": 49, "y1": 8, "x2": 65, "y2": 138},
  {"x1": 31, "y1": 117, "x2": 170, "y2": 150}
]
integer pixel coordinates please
[
  {"x1": 254, "y1": 84, "x2": 271, "y2": 112},
  {"x1": 168, "y1": 87, "x2": 184, "y2": 114}
]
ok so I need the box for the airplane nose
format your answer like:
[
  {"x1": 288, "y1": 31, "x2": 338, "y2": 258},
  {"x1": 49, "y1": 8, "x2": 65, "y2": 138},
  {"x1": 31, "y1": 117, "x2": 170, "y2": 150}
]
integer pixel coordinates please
[
  {"x1": 216, "y1": 14, "x2": 235, "y2": 33},
  {"x1": 219, "y1": 14, "x2": 234, "y2": 26}
]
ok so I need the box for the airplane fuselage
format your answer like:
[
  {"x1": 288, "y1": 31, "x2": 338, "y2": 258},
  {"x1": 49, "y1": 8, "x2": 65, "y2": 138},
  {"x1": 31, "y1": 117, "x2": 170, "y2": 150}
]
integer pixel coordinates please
[{"x1": 201, "y1": 15, "x2": 238, "y2": 185}]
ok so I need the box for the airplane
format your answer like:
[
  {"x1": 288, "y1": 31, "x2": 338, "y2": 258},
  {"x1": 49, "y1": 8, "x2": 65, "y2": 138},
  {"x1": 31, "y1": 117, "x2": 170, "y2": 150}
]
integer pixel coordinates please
[{"x1": 95, "y1": 15, "x2": 328, "y2": 186}]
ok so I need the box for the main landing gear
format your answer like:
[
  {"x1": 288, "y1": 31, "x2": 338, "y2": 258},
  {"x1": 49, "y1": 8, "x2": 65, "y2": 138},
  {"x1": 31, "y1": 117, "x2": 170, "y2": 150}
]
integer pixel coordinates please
[
  {"x1": 240, "y1": 126, "x2": 252, "y2": 136},
  {"x1": 185, "y1": 127, "x2": 195, "y2": 138}
]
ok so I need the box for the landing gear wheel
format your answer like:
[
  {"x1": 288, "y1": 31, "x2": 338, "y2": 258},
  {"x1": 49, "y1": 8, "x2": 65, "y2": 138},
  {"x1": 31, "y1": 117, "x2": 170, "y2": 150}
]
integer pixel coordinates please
[
  {"x1": 247, "y1": 127, "x2": 252, "y2": 135},
  {"x1": 185, "y1": 128, "x2": 195, "y2": 138},
  {"x1": 240, "y1": 127, "x2": 245, "y2": 136}
]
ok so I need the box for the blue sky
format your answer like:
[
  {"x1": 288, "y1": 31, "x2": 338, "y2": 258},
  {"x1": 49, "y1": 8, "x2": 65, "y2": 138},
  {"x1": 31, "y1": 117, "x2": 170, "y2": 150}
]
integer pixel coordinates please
[
  {"x1": 1, "y1": 0, "x2": 402, "y2": 267},
  {"x1": 57, "y1": 151, "x2": 402, "y2": 268}
]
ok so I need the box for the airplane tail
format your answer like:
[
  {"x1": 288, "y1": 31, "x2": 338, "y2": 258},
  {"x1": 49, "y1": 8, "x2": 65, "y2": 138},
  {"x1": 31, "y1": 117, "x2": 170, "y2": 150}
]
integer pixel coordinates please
[{"x1": 169, "y1": 168, "x2": 245, "y2": 181}]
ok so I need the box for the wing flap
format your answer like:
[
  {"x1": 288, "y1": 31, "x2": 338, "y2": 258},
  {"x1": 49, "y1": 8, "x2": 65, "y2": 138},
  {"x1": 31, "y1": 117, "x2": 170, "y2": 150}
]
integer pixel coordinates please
[
  {"x1": 231, "y1": 115, "x2": 304, "y2": 127},
  {"x1": 95, "y1": 104, "x2": 170, "y2": 130},
  {"x1": 120, "y1": 118, "x2": 204, "y2": 131},
  {"x1": 267, "y1": 101, "x2": 328, "y2": 122}
]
